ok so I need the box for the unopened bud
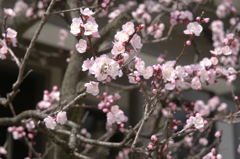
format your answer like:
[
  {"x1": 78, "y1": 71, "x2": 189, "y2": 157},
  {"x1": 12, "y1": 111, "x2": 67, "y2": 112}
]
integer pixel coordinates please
[
  {"x1": 186, "y1": 40, "x2": 191, "y2": 45},
  {"x1": 137, "y1": 24, "x2": 145, "y2": 32},
  {"x1": 202, "y1": 18, "x2": 210, "y2": 23},
  {"x1": 196, "y1": 16, "x2": 200, "y2": 22}
]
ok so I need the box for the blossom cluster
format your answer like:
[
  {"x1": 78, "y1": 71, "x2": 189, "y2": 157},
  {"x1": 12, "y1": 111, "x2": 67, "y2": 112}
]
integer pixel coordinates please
[
  {"x1": 128, "y1": 57, "x2": 153, "y2": 84},
  {"x1": 8, "y1": 126, "x2": 26, "y2": 140},
  {"x1": 108, "y1": 1, "x2": 136, "y2": 23},
  {"x1": 70, "y1": 8, "x2": 100, "y2": 38},
  {"x1": 202, "y1": 148, "x2": 222, "y2": 159},
  {"x1": 96, "y1": 92, "x2": 127, "y2": 132},
  {"x1": 44, "y1": 111, "x2": 67, "y2": 130},
  {"x1": 189, "y1": 96, "x2": 228, "y2": 117},
  {"x1": 0, "y1": 27, "x2": 18, "y2": 60},
  {"x1": 112, "y1": 22, "x2": 142, "y2": 56},
  {"x1": 144, "y1": 53, "x2": 237, "y2": 92},
  {"x1": 216, "y1": 0, "x2": 236, "y2": 19},
  {"x1": 83, "y1": 22, "x2": 143, "y2": 96},
  {"x1": 132, "y1": 4, "x2": 151, "y2": 24},
  {"x1": 147, "y1": 23, "x2": 165, "y2": 39},
  {"x1": 210, "y1": 20, "x2": 239, "y2": 66},
  {"x1": 147, "y1": 135, "x2": 158, "y2": 149},
  {"x1": 186, "y1": 113, "x2": 206, "y2": 131},
  {"x1": 37, "y1": 86, "x2": 60, "y2": 110},
  {"x1": 170, "y1": 10, "x2": 193, "y2": 26},
  {"x1": 25, "y1": 0, "x2": 47, "y2": 18}
]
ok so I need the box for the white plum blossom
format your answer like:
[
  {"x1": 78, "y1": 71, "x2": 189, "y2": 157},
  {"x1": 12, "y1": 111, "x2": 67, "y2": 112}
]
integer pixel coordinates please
[
  {"x1": 56, "y1": 111, "x2": 67, "y2": 125},
  {"x1": 84, "y1": 16, "x2": 98, "y2": 36},
  {"x1": 44, "y1": 116, "x2": 56, "y2": 130},
  {"x1": 84, "y1": 81, "x2": 99, "y2": 96},
  {"x1": 122, "y1": 22, "x2": 135, "y2": 35},
  {"x1": 76, "y1": 39, "x2": 87, "y2": 53},
  {"x1": 70, "y1": 18, "x2": 83, "y2": 36},
  {"x1": 184, "y1": 22, "x2": 203, "y2": 36},
  {"x1": 130, "y1": 34, "x2": 143, "y2": 51}
]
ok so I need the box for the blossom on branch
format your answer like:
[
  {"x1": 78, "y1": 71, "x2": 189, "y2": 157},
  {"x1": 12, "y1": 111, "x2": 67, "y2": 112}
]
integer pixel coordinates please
[
  {"x1": 130, "y1": 34, "x2": 143, "y2": 51},
  {"x1": 44, "y1": 116, "x2": 56, "y2": 130},
  {"x1": 76, "y1": 39, "x2": 87, "y2": 53},
  {"x1": 84, "y1": 16, "x2": 99, "y2": 36},
  {"x1": 70, "y1": 18, "x2": 83, "y2": 36},
  {"x1": 84, "y1": 81, "x2": 99, "y2": 96},
  {"x1": 183, "y1": 22, "x2": 203, "y2": 36},
  {"x1": 56, "y1": 111, "x2": 67, "y2": 125},
  {"x1": 4, "y1": 8, "x2": 16, "y2": 17}
]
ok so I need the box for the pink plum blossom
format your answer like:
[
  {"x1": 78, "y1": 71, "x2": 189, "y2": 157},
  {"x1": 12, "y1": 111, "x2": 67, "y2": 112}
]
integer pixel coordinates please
[
  {"x1": 184, "y1": 22, "x2": 203, "y2": 36},
  {"x1": 151, "y1": 135, "x2": 158, "y2": 142},
  {"x1": 84, "y1": 81, "x2": 99, "y2": 96},
  {"x1": 82, "y1": 57, "x2": 94, "y2": 71},
  {"x1": 80, "y1": 8, "x2": 95, "y2": 16},
  {"x1": 191, "y1": 77, "x2": 201, "y2": 90},
  {"x1": 143, "y1": 66, "x2": 153, "y2": 79},
  {"x1": 122, "y1": 22, "x2": 135, "y2": 35},
  {"x1": 44, "y1": 116, "x2": 56, "y2": 130},
  {"x1": 111, "y1": 42, "x2": 125, "y2": 55},
  {"x1": 13, "y1": 0, "x2": 28, "y2": 14},
  {"x1": 89, "y1": 55, "x2": 122, "y2": 81},
  {"x1": 130, "y1": 34, "x2": 143, "y2": 51},
  {"x1": 76, "y1": 39, "x2": 87, "y2": 53},
  {"x1": 56, "y1": 111, "x2": 67, "y2": 124},
  {"x1": 215, "y1": 131, "x2": 221, "y2": 138},
  {"x1": 84, "y1": 16, "x2": 99, "y2": 36},
  {"x1": 26, "y1": 120, "x2": 35, "y2": 130},
  {"x1": 0, "y1": 147, "x2": 7, "y2": 154},
  {"x1": 115, "y1": 31, "x2": 129, "y2": 42},
  {"x1": 4, "y1": 8, "x2": 16, "y2": 17},
  {"x1": 221, "y1": 46, "x2": 232, "y2": 55},
  {"x1": 199, "y1": 138, "x2": 208, "y2": 146},
  {"x1": 70, "y1": 18, "x2": 83, "y2": 36}
]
